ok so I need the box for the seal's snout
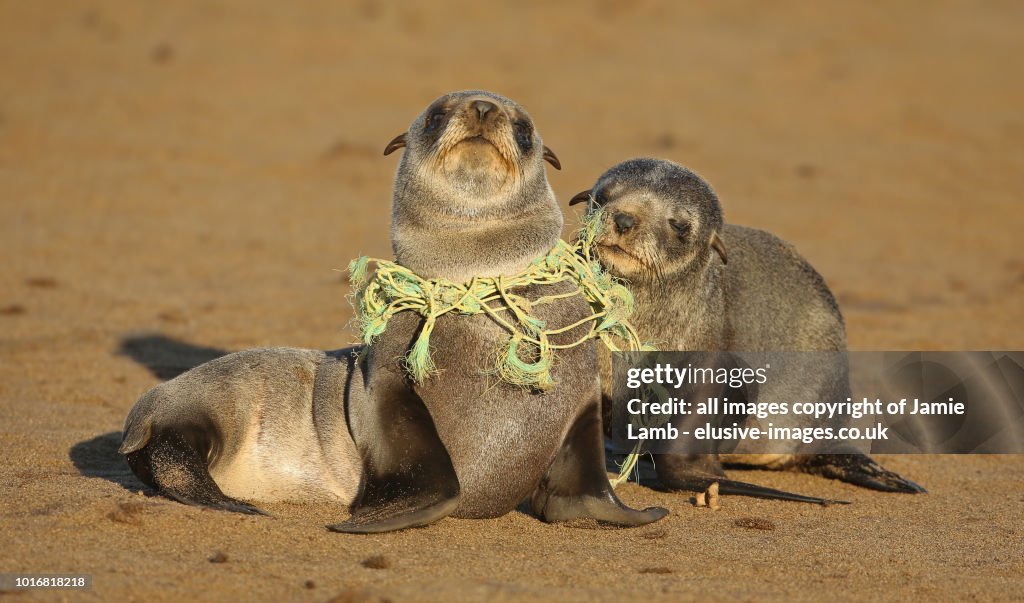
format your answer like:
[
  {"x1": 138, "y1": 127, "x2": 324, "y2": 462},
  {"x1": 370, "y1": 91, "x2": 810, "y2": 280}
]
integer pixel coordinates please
[
  {"x1": 472, "y1": 99, "x2": 497, "y2": 122},
  {"x1": 613, "y1": 211, "x2": 635, "y2": 234}
]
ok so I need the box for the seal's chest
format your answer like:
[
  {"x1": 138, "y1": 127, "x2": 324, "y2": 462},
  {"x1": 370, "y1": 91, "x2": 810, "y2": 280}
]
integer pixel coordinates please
[
  {"x1": 366, "y1": 280, "x2": 604, "y2": 520},
  {"x1": 424, "y1": 282, "x2": 594, "y2": 375}
]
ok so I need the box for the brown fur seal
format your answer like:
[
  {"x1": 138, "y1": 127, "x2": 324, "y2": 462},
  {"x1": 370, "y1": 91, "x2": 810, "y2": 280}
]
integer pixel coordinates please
[
  {"x1": 326, "y1": 92, "x2": 668, "y2": 533},
  {"x1": 119, "y1": 346, "x2": 364, "y2": 514},
  {"x1": 571, "y1": 158, "x2": 925, "y2": 497}
]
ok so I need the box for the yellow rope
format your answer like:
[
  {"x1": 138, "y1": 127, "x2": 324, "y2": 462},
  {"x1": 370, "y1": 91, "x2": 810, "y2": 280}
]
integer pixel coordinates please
[{"x1": 348, "y1": 210, "x2": 649, "y2": 389}]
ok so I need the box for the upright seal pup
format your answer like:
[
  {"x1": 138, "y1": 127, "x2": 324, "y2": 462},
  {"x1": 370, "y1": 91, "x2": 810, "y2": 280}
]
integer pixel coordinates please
[
  {"x1": 326, "y1": 91, "x2": 668, "y2": 533},
  {"x1": 571, "y1": 158, "x2": 924, "y2": 495},
  {"x1": 119, "y1": 346, "x2": 365, "y2": 514}
]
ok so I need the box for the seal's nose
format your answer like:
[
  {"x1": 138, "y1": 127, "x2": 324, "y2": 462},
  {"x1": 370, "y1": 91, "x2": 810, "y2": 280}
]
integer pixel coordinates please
[
  {"x1": 614, "y1": 212, "x2": 635, "y2": 234},
  {"x1": 472, "y1": 99, "x2": 497, "y2": 121}
]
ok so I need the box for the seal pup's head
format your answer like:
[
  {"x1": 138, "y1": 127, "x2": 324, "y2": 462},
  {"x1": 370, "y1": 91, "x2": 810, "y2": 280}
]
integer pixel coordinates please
[
  {"x1": 570, "y1": 158, "x2": 727, "y2": 284},
  {"x1": 384, "y1": 90, "x2": 563, "y2": 281}
]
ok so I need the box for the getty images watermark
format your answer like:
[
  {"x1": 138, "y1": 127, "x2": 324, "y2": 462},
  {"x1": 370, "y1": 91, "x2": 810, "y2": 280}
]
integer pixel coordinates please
[{"x1": 609, "y1": 351, "x2": 1024, "y2": 455}]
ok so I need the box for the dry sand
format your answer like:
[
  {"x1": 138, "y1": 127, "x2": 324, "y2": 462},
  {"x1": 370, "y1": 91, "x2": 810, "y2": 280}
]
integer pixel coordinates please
[{"x1": 1, "y1": 1, "x2": 1022, "y2": 601}]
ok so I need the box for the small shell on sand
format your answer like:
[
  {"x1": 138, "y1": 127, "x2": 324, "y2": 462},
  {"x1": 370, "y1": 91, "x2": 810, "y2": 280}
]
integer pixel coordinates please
[{"x1": 693, "y1": 482, "x2": 720, "y2": 510}]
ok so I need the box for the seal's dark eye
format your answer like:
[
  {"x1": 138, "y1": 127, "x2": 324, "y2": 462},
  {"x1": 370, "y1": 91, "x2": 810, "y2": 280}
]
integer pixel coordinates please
[
  {"x1": 512, "y1": 120, "x2": 533, "y2": 153},
  {"x1": 669, "y1": 219, "x2": 691, "y2": 238},
  {"x1": 426, "y1": 109, "x2": 447, "y2": 131}
]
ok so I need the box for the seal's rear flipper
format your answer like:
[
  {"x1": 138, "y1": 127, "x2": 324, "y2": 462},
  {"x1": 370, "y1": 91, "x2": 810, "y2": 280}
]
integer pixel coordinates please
[
  {"x1": 327, "y1": 373, "x2": 460, "y2": 534},
  {"x1": 124, "y1": 429, "x2": 268, "y2": 515},
  {"x1": 532, "y1": 403, "x2": 668, "y2": 527},
  {"x1": 655, "y1": 454, "x2": 847, "y2": 505},
  {"x1": 797, "y1": 453, "x2": 926, "y2": 494},
  {"x1": 661, "y1": 474, "x2": 848, "y2": 506}
]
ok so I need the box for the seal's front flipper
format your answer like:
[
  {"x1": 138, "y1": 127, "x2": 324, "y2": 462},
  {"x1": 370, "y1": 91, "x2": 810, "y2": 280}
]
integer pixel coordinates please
[
  {"x1": 655, "y1": 454, "x2": 847, "y2": 505},
  {"x1": 328, "y1": 498, "x2": 460, "y2": 534},
  {"x1": 124, "y1": 429, "x2": 268, "y2": 515},
  {"x1": 532, "y1": 403, "x2": 668, "y2": 527},
  {"x1": 798, "y1": 453, "x2": 926, "y2": 494},
  {"x1": 327, "y1": 371, "x2": 460, "y2": 534}
]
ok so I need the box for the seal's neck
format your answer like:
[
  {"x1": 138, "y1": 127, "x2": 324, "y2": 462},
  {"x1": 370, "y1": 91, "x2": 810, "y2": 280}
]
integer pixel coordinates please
[
  {"x1": 632, "y1": 258, "x2": 726, "y2": 351},
  {"x1": 392, "y1": 201, "x2": 563, "y2": 282}
]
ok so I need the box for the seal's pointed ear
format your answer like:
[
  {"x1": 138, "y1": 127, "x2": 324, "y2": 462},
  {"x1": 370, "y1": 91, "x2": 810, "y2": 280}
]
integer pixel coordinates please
[
  {"x1": 383, "y1": 133, "x2": 407, "y2": 156},
  {"x1": 543, "y1": 146, "x2": 561, "y2": 170},
  {"x1": 711, "y1": 232, "x2": 728, "y2": 265},
  {"x1": 568, "y1": 189, "x2": 592, "y2": 206}
]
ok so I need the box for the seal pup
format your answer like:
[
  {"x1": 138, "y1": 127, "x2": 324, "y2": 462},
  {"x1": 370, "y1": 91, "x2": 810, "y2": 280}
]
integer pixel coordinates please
[
  {"x1": 326, "y1": 91, "x2": 668, "y2": 533},
  {"x1": 571, "y1": 158, "x2": 924, "y2": 495},
  {"x1": 119, "y1": 346, "x2": 365, "y2": 514}
]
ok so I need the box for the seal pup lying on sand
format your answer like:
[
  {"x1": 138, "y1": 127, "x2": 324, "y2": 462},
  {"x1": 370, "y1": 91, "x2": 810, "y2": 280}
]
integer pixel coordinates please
[
  {"x1": 328, "y1": 92, "x2": 667, "y2": 533},
  {"x1": 571, "y1": 158, "x2": 925, "y2": 496},
  {"x1": 119, "y1": 346, "x2": 364, "y2": 514}
]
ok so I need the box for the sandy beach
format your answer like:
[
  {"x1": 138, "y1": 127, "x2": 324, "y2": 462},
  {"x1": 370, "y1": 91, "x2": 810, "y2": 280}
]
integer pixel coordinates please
[{"x1": 1, "y1": 1, "x2": 1022, "y2": 600}]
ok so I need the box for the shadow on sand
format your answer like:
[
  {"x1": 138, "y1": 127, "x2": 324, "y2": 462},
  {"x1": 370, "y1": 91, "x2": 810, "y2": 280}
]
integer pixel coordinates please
[
  {"x1": 69, "y1": 431, "x2": 145, "y2": 492},
  {"x1": 116, "y1": 333, "x2": 228, "y2": 380}
]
